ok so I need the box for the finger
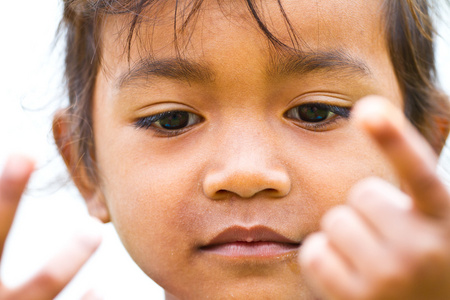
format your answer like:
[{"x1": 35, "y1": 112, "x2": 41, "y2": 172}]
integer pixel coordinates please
[
  {"x1": 81, "y1": 290, "x2": 103, "y2": 300},
  {"x1": 353, "y1": 96, "x2": 449, "y2": 217},
  {"x1": 348, "y1": 177, "x2": 414, "y2": 241},
  {"x1": 11, "y1": 231, "x2": 101, "y2": 300},
  {"x1": 349, "y1": 177, "x2": 447, "y2": 265},
  {"x1": 321, "y1": 205, "x2": 386, "y2": 275},
  {"x1": 0, "y1": 155, "x2": 34, "y2": 260},
  {"x1": 300, "y1": 233, "x2": 359, "y2": 300}
]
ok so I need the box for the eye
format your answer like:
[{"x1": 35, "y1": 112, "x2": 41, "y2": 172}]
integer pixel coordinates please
[
  {"x1": 284, "y1": 103, "x2": 351, "y2": 129},
  {"x1": 135, "y1": 110, "x2": 203, "y2": 135}
]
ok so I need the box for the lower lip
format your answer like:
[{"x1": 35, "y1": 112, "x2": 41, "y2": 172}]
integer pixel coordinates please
[{"x1": 201, "y1": 242, "x2": 300, "y2": 258}]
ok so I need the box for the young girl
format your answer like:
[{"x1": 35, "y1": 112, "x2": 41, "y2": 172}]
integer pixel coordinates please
[{"x1": 1, "y1": 0, "x2": 450, "y2": 299}]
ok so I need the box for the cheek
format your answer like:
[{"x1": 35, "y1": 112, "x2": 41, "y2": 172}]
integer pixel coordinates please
[
  {"x1": 94, "y1": 130, "x2": 212, "y2": 284},
  {"x1": 285, "y1": 127, "x2": 397, "y2": 217}
]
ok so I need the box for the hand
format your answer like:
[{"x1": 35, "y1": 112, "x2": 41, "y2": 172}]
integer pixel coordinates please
[
  {"x1": 0, "y1": 156, "x2": 102, "y2": 300},
  {"x1": 300, "y1": 96, "x2": 450, "y2": 300}
]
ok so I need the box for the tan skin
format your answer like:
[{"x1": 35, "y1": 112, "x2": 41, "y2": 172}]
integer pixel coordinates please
[{"x1": 1, "y1": 0, "x2": 450, "y2": 299}]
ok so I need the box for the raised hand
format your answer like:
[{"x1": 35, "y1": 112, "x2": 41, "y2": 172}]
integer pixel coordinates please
[
  {"x1": 300, "y1": 96, "x2": 450, "y2": 300},
  {"x1": 0, "y1": 156, "x2": 101, "y2": 300}
]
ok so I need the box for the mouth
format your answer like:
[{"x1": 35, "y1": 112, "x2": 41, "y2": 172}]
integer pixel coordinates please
[{"x1": 200, "y1": 225, "x2": 301, "y2": 259}]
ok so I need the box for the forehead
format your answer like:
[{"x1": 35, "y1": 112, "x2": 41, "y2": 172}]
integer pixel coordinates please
[
  {"x1": 95, "y1": 0, "x2": 397, "y2": 102},
  {"x1": 99, "y1": 0, "x2": 386, "y2": 64}
]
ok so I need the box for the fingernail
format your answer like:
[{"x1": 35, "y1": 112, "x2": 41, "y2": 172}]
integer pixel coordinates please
[
  {"x1": 299, "y1": 233, "x2": 327, "y2": 265},
  {"x1": 353, "y1": 96, "x2": 404, "y2": 131},
  {"x1": 354, "y1": 96, "x2": 389, "y2": 127}
]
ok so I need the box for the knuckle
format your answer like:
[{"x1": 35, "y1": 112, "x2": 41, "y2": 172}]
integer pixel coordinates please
[
  {"x1": 349, "y1": 177, "x2": 381, "y2": 198},
  {"x1": 320, "y1": 206, "x2": 351, "y2": 232},
  {"x1": 348, "y1": 178, "x2": 389, "y2": 207},
  {"x1": 353, "y1": 177, "x2": 386, "y2": 191}
]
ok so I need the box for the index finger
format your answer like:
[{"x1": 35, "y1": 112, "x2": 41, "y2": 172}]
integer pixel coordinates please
[
  {"x1": 0, "y1": 155, "x2": 34, "y2": 261},
  {"x1": 353, "y1": 96, "x2": 449, "y2": 217}
]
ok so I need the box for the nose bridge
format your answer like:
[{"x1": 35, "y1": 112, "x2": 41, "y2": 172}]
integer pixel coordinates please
[
  {"x1": 203, "y1": 119, "x2": 291, "y2": 199},
  {"x1": 227, "y1": 125, "x2": 273, "y2": 171}
]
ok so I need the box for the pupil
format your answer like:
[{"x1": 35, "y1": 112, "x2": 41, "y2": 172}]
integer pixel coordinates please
[
  {"x1": 159, "y1": 111, "x2": 189, "y2": 129},
  {"x1": 298, "y1": 105, "x2": 329, "y2": 122}
]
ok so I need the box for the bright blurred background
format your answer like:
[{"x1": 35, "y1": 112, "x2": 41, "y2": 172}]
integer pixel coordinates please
[{"x1": 0, "y1": 1, "x2": 448, "y2": 299}]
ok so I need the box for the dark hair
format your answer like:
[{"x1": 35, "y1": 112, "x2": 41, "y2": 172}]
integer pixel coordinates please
[{"x1": 59, "y1": 0, "x2": 450, "y2": 184}]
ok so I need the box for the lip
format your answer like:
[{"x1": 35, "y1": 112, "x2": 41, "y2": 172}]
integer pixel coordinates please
[{"x1": 200, "y1": 225, "x2": 301, "y2": 258}]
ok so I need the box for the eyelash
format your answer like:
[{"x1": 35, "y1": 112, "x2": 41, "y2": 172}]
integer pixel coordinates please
[
  {"x1": 134, "y1": 103, "x2": 351, "y2": 137},
  {"x1": 134, "y1": 110, "x2": 203, "y2": 137},
  {"x1": 284, "y1": 103, "x2": 351, "y2": 130}
]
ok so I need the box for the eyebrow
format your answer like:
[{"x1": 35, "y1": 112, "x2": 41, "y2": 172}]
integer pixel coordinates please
[
  {"x1": 118, "y1": 58, "x2": 214, "y2": 89},
  {"x1": 117, "y1": 50, "x2": 371, "y2": 89},
  {"x1": 267, "y1": 49, "x2": 372, "y2": 79}
]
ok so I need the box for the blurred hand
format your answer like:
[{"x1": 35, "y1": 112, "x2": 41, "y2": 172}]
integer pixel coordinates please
[
  {"x1": 300, "y1": 96, "x2": 450, "y2": 300},
  {"x1": 0, "y1": 156, "x2": 101, "y2": 300}
]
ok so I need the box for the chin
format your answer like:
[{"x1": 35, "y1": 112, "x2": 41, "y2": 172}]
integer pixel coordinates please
[{"x1": 161, "y1": 268, "x2": 315, "y2": 300}]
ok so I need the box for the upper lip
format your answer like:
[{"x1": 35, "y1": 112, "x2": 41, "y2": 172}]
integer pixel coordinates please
[{"x1": 203, "y1": 225, "x2": 300, "y2": 247}]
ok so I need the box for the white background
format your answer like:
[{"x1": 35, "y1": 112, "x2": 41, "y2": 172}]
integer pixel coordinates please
[{"x1": 0, "y1": 1, "x2": 449, "y2": 299}]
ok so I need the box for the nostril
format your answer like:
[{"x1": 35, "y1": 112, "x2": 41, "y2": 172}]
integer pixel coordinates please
[
  {"x1": 203, "y1": 169, "x2": 291, "y2": 199},
  {"x1": 216, "y1": 190, "x2": 228, "y2": 196},
  {"x1": 211, "y1": 188, "x2": 285, "y2": 199},
  {"x1": 265, "y1": 188, "x2": 280, "y2": 196}
]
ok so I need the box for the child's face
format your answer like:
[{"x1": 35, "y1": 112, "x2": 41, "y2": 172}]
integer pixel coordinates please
[{"x1": 91, "y1": 0, "x2": 402, "y2": 298}]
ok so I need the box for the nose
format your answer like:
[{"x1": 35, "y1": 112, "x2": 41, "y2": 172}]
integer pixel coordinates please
[
  {"x1": 203, "y1": 168, "x2": 291, "y2": 199},
  {"x1": 202, "y1": 131, "x2": 291, "y2": 199}
]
